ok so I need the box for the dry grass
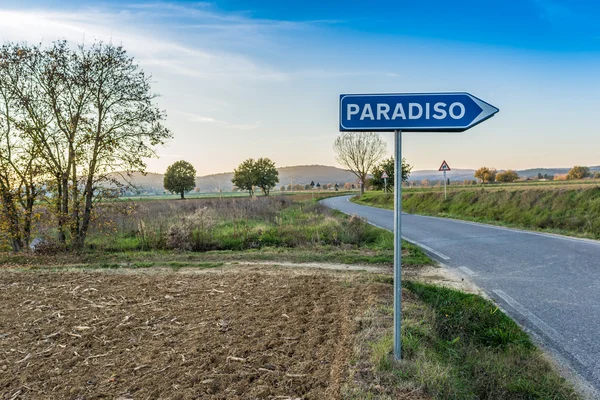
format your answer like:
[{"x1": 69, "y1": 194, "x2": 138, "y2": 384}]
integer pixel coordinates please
[
  {"x1": 343, "y1": 280, "x2": 580, "y2": 400},
  {"x1": 355, "y1": 186, "x2": 600, "y2": 239}
]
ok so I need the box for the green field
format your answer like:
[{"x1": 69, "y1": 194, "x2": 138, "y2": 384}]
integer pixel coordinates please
[
  {"x1": 120, "y1": 189, "x2": 356, "y2": 202},
  {"x1": 354, "y1": 182, "x2": 600, "y2": 239},
  {"x1": 403, "y1": 178, "x2": 600, "y2": 193}
]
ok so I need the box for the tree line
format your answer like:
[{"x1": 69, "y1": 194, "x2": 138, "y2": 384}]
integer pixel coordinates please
[
  {"x1": 231, "y1": 158, "x2": 279, "y2": 196},
  {"x1": 0, "y1": 41, "x2": 170, "y2": 251},
  {"x1": 162, "y1": 157, "x2": 371, "y2": 198},
  {"x1": 162, "y1": 157, "x2": 280, "y2": 198},
  {"x1": 330, "y1": 132, "x2": 599, "y2": 188},
  {"x1": 162, "y1": 131, "x2": 415, "y2": 201},
  {"x1": 474, "y1": 166, "x2": 597, "y2": 183}
]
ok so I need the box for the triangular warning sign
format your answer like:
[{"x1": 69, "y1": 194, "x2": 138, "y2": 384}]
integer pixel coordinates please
[
  {"x1": 438, "y1": 160, "x2": 451, "y2": 172},
  {"x1": 381, "y1": 171, "x2": 389, "y2": 179}
]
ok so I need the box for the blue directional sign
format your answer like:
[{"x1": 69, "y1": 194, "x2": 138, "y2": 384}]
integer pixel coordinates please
[{"x1": 339, "y1": 92, "x2": 498, "y2": 132}]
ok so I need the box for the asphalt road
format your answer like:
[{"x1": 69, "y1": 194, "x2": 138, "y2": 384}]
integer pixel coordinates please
[{"x1": 322, "y1": 195, "x2": 600, "y2": 396}]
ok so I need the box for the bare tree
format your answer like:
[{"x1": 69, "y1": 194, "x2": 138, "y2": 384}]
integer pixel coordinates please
[
  {"x1": 0, "y1": 43, "x2": 46, "y2": 251},
  {"x1": 333, "y1": 132, "x2": 386, "y2": 194},
  {"x1": 2, "y1": 43, "x2": 71, "y2": 243},
  {"x1": 0, "y1": 99, "x2": 22, "y2": 251},
  {"x1": 1, "y1": 41, "x2": 171, "y2": 249},
  {"x1": 72, "y1": 42, "x2": 171, "y2": 247}
]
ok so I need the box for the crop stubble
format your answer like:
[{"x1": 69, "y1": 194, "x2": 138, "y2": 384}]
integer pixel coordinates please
[{"x1": 0, "y1": 267, "x2": 384, "y2": 399}]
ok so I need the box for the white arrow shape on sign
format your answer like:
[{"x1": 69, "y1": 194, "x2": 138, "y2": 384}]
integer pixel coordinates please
[{"x1": 469, "y1": 95, "x2": 500, "y2": 127}]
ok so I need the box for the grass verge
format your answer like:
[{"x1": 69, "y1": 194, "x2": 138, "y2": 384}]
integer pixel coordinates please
[
  {"x1": 344, "y1": 280, "x2": 579, "y2": 399},
  {"x1": 0, "y1": 241, "x2": 432, "y2": 270},
  {"x1": 353, "y1": 188, "x2": 600, "y2": 239}
]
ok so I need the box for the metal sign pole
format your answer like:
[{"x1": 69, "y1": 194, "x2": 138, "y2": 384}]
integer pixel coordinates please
[
  {"x1": 339, "y1": 92, "x2": 499, "y2": 363},
  {"x1": 384, "y1": 177, "x2": 387, "y2": 193},
  {"x1": 394, "y1": 129, "x2": 402, "y2": 360}
]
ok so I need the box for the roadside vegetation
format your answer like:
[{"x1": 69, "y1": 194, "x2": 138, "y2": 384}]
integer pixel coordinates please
[
  {"x1": 345, "y1": 279, "x2": 579, "y2": 399},
  {"x1": 401, "y1": 179, "x2": 600, "y2": 193},
  {"x1": 353, "y1": 186, "x2": 600, "y2": 239},
  {"x1": 0, "y1": 195, "x2": 397, "y2": 266}
]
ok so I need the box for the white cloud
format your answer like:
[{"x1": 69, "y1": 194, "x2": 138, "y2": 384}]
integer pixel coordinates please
[
  {"x1": 0, "y1": 5, "x2": 289, "y2": 83},
  {"x1": 224, "y1": 123, "x2": 259, "y2": 130},
  {"x1": 157, "y1": 153, "x2": 185, "y2": 158},
  {"x1": 188, "y1": 115, "x2": 218, "y2": 123},
  {"x1": 174, "y1": 111, "x2": 258, "y2": 130}
]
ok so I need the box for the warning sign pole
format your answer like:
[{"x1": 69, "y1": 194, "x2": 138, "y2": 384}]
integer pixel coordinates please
[
  {"x1": 382, "y1": 171, "x2": 389, "y2": 193},
  {"x1": 438, "y1": 160, "x2": 451, "y2": 201},
  {"x1": 444, "y1": 170, "x2": 447, "y2": 200}
]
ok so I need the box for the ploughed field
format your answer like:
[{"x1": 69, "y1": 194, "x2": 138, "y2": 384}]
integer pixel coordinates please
[{"x1": 0, "y1": 267, "x2": 381, "y2": 399}]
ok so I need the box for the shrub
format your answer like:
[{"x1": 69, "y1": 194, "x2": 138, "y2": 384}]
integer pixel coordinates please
[
  {"x1": 166, "y1": 207, "x2": 216, "y2": 251},
  {"x1": 496, "y1": 170, "x2": 519, "y2": 183},
  {"x1": 567, "y1": 166, "x2": 590, "y2": 180},
  {"x1": 78, "y1": 196, "x2": 392, "y2": 253},
  {"x1": 31, "y1": 239, "x2": 66, "y2": 255}
]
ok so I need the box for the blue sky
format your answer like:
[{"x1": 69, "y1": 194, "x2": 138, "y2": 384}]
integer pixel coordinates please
[{"x1": 0, "y1": 0, "x2": 599, "y2": 175}]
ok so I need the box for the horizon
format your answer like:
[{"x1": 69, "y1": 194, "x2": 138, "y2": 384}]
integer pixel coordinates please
[
  {"x1": 136, "y1": 163, "x2": 598, "y2": 179},
  {"x1": 1, "y1": 0, "x2": 599, "y2": 175}
]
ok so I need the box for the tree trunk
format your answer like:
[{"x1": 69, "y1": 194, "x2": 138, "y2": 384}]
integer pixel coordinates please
[
  {"x1": 180, "y1": 191, "x2": 185, "y2": 199},
  {"x1": 76, "y1": 115, "x2": 103, "y2": 250},
  {"x1": 0, "y1": 191, "x2": 22, "y2": 252},
  {"x1": 360, "y1": 175, "x2": 366, "y2": 194},
  {"x1": 70, "y1": 150, "x2": 80, "y2": 244},
  {"x1": 74, "y1": 182, "x2": 94, "y2": 250},
  {"x1": 59, "y1": 173, "x2": 69, "y2": 244},
  {"x1": 22, "y1": 194, "x2": 34, "y2": 249}
]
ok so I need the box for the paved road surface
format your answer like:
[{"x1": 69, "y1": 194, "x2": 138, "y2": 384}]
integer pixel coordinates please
[{"x1": 322, "y1": 195, "x2": 600, "y2": 396}]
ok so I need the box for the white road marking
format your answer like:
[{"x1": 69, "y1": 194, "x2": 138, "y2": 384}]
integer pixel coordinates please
[
  {"x1": 493, "y1": 290, "x2": 594, "y2": 368},
  {"x1": 458, "y1": 266, "x2": 477, "y2": 276},
  {"x1": 331, "y1": 197, "x2": 451, "y2": 260},
  {"x1": 402, "y1": 237, "x2": 451, "y2": 260},
  {"x1": 365, "y1": 220, "x2": 387, "y2": 230},
  {"x1": 412, "y1": 213, "x2": 600, "y2": 247},
  {"x1": 341, "y1": 195, "x2": 600, "y2": 247},
  {"x1": 362, "y1": 219, "x2": 451, "y2": 261}
]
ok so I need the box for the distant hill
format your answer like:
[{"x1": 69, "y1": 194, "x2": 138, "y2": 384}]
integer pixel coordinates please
[
  {"x1": 516, "y1": 166, "x2": 600, "y2": 178},
  {"x1": 408, "y1": 169, "x2": 477, "y2": 182},
  {"x1": 110, "y1": 165, "x2": 360, "y2": 193},
  {"x1": 409, "y1": 165, "x2": 600, "y2": 182},
  {"x1": 194, "y1": 165, "x2": 359, "y2": 191},
  {"x1": 278, "y1": 165, "x2": 359, "y2": 187},
  {"x1": 111, "y1": 164, "x2": 600, "y2": 192}
]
